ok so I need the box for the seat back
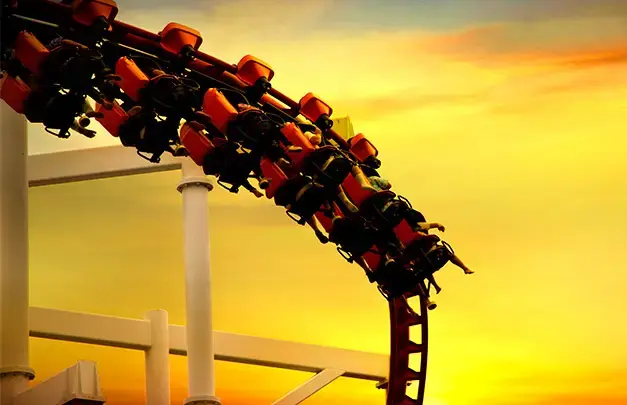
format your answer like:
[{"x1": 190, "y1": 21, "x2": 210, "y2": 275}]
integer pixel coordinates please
[
  {"x1": 342, "y1": 173, "x2": 376, "y2": 208},
  {"x1": 260, "y1": 158, "x2": 289, "y2": 199}
]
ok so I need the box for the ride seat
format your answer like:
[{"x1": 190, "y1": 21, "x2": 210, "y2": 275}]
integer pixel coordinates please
[
  {"x1": 281, "y1": 123, "x2": 316, "y2": 170},
  {"x1": 115, "y1": 57, "x2": 149, "y2": 101},
  {"x1": 95, "y1": 101, "x2": 128, "y2": 137},
  {"x1": 273, "y1": 176, "x2": 328, "y2": 225},
  {"x1": 313, "y1": 202, "x2": 343, "y2": 234},
  {"x1": 14, "y1": 31, "x2": 50, "y2": 75},
  {"x1": 348, "y1": 133, "x2": 380, "y2": 168},
  {"x1": 260, "y1": 158, "x2": 289, "y2": 199},
  {"x1": 202, "y1": 88, "x2": 238, "y2": 134},
  {"x1": 0, "y1": 76, "x2": 31, "y2": 114},
  {"x1": 179, "y1": 121, "x2": 216, "y2": 166}
]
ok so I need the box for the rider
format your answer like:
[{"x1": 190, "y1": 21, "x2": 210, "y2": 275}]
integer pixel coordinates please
[{"x1": 408, "y1": 217, "x2": 474, "y2": 276}]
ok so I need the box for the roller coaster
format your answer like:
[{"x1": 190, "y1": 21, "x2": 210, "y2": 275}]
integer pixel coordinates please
[{"x1": 0, "y1": 1, "x2": 474, "y2": 404}]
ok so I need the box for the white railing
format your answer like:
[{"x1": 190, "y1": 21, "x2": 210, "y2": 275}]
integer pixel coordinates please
[
  {"x1": 28, "y1": 306, "x2": 388, "y2": 404},
  {"x1": 29, "y1": 306, "x2": 388, "y2": 380}
]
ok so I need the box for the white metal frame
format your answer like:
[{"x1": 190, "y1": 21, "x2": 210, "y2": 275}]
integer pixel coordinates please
[{"x1": 0, "y1": 106, "x2": 387, "y2": 405}]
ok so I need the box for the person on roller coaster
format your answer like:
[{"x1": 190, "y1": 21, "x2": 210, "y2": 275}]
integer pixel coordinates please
[
  {"x1": 180, "y1": 115, "x2": 265, "y2": 198},
  {"x1": 2, "y1": 32, "x2": 116, "y2": 138},
  {"x1": 115, "y1": 104, "x2": 185, "y2": 163},
  {"x1": 402, "y1": 208, "x2": 474, "y2": 276}
]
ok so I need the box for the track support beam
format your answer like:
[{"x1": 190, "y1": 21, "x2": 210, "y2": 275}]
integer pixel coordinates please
[
  {"x1": 272, "y1": 368, "x2": 346, "y2": 405},
  {"x1": 0, "y1": 102, "x2": 35, "y2": 405},
  {"x1": 145, "y1": 310, "x2": 171, "y2": 405},
  {"x1": 177, "y1": 159, "x2": 220, "y2": 405}
]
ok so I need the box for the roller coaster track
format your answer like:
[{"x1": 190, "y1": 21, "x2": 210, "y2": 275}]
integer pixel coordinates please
[{"x1": 0, "y1": 1, "x2": 432, "y2": 403}]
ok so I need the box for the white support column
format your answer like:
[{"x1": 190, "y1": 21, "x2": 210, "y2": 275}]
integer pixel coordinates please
[
  {"x1": 0, "y1": 102, "x2": 35, "y2": 404},
  {"x1": 176, "y1": 159, "x2": 220, "y2": 405},
  {"x1": 144, "y1": 310, "x2": 171, "y2": 405},
  {"x1": 272, "y1": 368, "x2": 346, "y2": 405}
]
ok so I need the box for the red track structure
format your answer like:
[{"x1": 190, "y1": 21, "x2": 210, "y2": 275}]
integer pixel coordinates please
[{"x1": 0, "y1": 1, "x2": 469, "y2": 403}]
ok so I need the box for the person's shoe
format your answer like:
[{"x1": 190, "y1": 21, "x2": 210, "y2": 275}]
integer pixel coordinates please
[
  {"x1": 172, "y1": 145, "x2": 188, "y2": 157},
  {"x1": 286, "y1": 145, "x2": 303, "y2": 153},
  {"x1": 426, "y1": 299, "x2": 437, "y2": 310},
  {"x1": 252, "y1": 189, "x2": 264, "y2": 198},
  {"x1": 258, "y1": 178, "x2": 270, "y2": 189},
  {"x1": 464, "y1": 268, "x2": 475, "y2": 274},
  {"x1": 315, "y1": 231, "x2": 329, "y2": 244}
]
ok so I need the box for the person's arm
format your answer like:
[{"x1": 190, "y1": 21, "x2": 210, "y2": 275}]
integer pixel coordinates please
[{"x1": 417, "y1": 222, "x2": 445, "y2": 232}]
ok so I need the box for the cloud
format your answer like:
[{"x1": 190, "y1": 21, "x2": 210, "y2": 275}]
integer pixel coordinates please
[{"x1": 395, "y1": 16, "x2": 627, "y2": 70}]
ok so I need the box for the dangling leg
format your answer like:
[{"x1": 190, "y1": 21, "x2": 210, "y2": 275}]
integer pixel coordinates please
[
  {"x1": 351, "y1": 165, "x2": 377, "y2": 191},
  {"x1": 426, "y1": 273, "x2": 442, "y2": 294},
  {"x1": 306, "y1": 216, "x2": 329, "y2": 244},
  {"x1": 354, "y1": 256, "x2": 376, "y2": 281},
  {"x1": 335, "y1": 185, "x2": 359, "y2": 213},
  {"x1": 242, "y1": 179, "x2": 264, "y2": 198},
  {"x1": 250, "y1": 154, "x2": 270, "y2": 189},
  {"x1": 450, "y1": 254, "x2": 473, "y2": 274}
]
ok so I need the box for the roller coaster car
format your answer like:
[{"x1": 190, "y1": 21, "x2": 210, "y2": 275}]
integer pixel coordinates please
[
  {"x1": 329, "y1": 215, "x2": 381, "y2": 259},
  {"x1": 362, "y1": 248, "x2": 417, "y2": 298},
  {"x1": 146, "y1": 71, "x2": 200, "y2": 117},
  {"x1": 357, "y1": 192, "x2": 408, "y2": 232},
  {"x1": 395, "y1": 219, "x2": 439, "y2": 250},
  {"x1": 22, "y1": 84, "x2": 97, "y2": 138},
  {"x1": 227, "y1": 105, "x2": 288, "y2": 161},
  {"x1": 348, "y1": 133, "x2": 381, "y2": 169},
  {"x1": 270, "y1": 173, "x2": 330, "y2": 225},
  {"x1": 31, "y1": 36, "x2": 117, "y2": 94},
  {"x1": 200, "y1": 139, "x2": 238, "y2": 177},
  {"x1": 396, "y1": 241, "x2": 457, "y2": 308},
  {"x1": 115, "y1": 57, "x2": 199, "y2": 117},
  {"x1": 301, "y1": 145, "x2": 354, "y2": 188},
  {"x1": 117, "y1": 106, "x2": 183, "y2": 162}
]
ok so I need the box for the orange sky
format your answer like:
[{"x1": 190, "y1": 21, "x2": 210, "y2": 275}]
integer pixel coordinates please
[{"x1": 21, "y1": 0, "x2": 627, "y2": 404}]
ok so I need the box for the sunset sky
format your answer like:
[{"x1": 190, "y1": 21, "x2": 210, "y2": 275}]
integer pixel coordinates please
[{"x1": 20, "y1": 0, "x2": 627, "y2": 404}]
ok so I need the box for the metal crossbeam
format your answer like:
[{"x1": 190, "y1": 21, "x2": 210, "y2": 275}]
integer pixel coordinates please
[
  {"x1": 29, "y1": 307, "x2": 389, "y2": 382},
  {"x1": 28, "y1": 145, "x2": 183, "y2": 187}
]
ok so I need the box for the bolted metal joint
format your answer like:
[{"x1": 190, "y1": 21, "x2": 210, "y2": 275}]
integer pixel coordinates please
[
  {"x1": 176, "y1": 176, "x2": 214, "y2": 193},
  {"x1": 184, "y1": 395, "x2": 221, "y2": 405},
  {"x1": 0, "y1": 366, "x2": 36, "y2": 380}
]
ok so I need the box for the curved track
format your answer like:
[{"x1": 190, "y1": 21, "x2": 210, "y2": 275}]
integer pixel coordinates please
[{"x1": 1, "y1": 1, "x2": 435, "y2": 403}]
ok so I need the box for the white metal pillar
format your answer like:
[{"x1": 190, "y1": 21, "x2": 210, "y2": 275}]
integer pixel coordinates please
[
  {"x1": 176, "y1": 159, "x2": 220, "y2": 405},
  {"x1": 144, "y1": 309, "x2": 171, "y2": 405},
  {"x1": 0, "y1": 102, "x2": 35, "y2": 404}
]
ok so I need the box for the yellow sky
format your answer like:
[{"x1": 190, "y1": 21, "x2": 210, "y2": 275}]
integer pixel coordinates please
[{"x1": 20, "y1": 1, "x2": 627, "y2": 404}]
